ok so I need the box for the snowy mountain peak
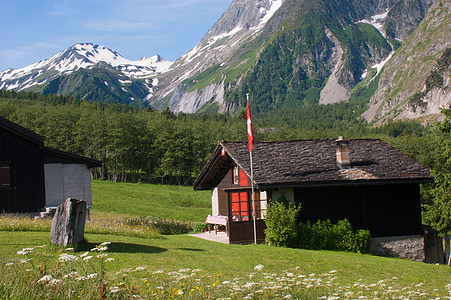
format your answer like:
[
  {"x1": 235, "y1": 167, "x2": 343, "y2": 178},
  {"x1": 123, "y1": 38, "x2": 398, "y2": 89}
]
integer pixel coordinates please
[{"x1": 0, "y1": 43, "x2": 173, "y2": 91}]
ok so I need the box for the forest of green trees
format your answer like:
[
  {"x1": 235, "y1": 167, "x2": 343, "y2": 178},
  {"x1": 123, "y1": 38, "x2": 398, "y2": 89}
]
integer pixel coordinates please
[{"x1": 0, "y1": 90, "x2": 449, "y2": 234}]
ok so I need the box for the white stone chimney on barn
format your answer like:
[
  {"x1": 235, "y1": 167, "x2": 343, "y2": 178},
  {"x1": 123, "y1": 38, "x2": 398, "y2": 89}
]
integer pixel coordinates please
[{"x1": 336, "y1": 136, "x2": 351, "y2": 169}]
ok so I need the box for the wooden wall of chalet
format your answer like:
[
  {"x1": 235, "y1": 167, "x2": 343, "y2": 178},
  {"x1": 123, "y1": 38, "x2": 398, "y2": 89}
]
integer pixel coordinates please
[
  {"x1": 294, "y1": 184, "x2": 422, "y2": 237},
  {"x1": 0, "y1": 128, "x2": 45, "y2": 213}
]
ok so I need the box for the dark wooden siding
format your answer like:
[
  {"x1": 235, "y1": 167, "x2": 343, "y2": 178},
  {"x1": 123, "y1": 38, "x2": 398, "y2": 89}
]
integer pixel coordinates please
[
  {"x1": 294, "y1": 184, "x2": 422, "y2": 237},
  {"x1": 0, "y1": 128, "x2": 45, "y2": 213}
]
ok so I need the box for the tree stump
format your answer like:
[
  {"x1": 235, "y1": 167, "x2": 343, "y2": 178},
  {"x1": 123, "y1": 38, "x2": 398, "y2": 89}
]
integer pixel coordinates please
[{"x1": 51, "y1": 198, "x2": 87, "y2": 246}]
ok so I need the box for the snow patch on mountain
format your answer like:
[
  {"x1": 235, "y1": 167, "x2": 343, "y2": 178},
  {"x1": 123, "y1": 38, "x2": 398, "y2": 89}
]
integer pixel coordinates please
[
  {"x1": 251, "y1": 0, "x2": 283, "y2": 31},
  {"x1": 208, "y1": 26, "x2": 243, "y2": 47},
  {"x1": 358, "y1": 10, "x2": 389, "y2": 37},
  {"x1": 357, "y1": 9, "x2": 395, "y2": 78}
]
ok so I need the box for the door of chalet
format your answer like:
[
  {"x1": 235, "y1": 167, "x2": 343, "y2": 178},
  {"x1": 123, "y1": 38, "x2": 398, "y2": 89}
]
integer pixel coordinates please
[{"x1": 227, "y1": 189, "x2": 266, "y2": 244}]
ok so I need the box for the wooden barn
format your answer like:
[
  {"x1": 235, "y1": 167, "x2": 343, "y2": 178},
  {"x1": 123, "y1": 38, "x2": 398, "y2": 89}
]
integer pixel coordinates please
[
  {"x1": 0, "y1": 116, "x2": 101, "y2": 214},
  {"x1": 193, "y1": 138, "x2": 434, "y2": 246}
]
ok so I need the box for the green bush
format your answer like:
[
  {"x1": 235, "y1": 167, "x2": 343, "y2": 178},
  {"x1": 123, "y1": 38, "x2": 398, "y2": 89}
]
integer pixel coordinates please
[
  {"x1": 297, "y1": 219, "x2": 370, "y2": 254},
  {"x1": 193, "y1": 222, "x2": 208, "y2": 233},
  {"x1": 264, "y1": 202, "x2": 301, "y2": 247}
]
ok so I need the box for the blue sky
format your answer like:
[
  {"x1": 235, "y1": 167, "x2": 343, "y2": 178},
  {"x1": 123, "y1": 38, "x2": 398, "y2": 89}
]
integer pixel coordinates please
[{"x1": 0, "y1": 0, "x2": 232, "y2": 71}]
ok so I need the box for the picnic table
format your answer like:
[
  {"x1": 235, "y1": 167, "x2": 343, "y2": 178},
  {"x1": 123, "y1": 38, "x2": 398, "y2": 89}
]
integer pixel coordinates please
[{"x1": 205, "y1": 215, "x2": 228, "y2": 236}]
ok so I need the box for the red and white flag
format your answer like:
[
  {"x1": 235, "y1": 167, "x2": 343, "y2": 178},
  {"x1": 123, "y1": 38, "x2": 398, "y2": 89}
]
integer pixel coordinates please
[{"x1": 246, "y1": 94, "x2": 254, "y2": 152}]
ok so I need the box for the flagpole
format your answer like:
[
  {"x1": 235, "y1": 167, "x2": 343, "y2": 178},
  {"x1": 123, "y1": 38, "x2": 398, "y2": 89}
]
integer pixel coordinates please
[
  {"x1": 247, "y1": 93, "x2": 257, "y2": 244},
  {"x1": 250, "y1": 148, "x2": 257, "y2": 244}
]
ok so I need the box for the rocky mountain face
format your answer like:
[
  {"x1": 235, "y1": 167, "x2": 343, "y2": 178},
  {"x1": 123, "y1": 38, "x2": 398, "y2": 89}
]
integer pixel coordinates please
[
  {"x1": 362, "y1": 0, "x2": 450, "y2": 123},
  {"x1": 149, "y1": 0, "x2": 443, "y2": 118}
]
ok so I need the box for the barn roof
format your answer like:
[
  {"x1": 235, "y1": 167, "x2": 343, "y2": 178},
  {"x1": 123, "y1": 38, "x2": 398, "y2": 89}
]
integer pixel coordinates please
[
  {"x1": 0, "y1": 116, "x2": 44, "y2": 146},
  {"x1": 193, "y1": 139, "x2": 434, "y2": 190},
  {"x1": 0, "y1": 116, "x2": 101, "y2": 168},
  {"x1": 43, "y1": 147, "x2": 102, "y2": 168}
]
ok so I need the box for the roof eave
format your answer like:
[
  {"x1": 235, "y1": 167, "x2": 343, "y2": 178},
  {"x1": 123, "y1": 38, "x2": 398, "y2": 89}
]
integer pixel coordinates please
[{"x1": 256, "y1": 178, "x2": 435, "y2": 190}]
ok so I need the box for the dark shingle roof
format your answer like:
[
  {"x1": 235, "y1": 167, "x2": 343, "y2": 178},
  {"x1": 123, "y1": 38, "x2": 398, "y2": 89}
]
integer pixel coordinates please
[{"x1": 194, "y1": 139, "x2": 433, "y2": 190}]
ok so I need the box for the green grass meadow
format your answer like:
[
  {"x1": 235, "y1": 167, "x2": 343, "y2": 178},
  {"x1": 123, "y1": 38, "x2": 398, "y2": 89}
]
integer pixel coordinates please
[
  {"x1": 0, "y1": 180, "x2": 450, "y2": 299},
  {"x1": 91, "y1": 180, "x2": 211, "y2": 222}
]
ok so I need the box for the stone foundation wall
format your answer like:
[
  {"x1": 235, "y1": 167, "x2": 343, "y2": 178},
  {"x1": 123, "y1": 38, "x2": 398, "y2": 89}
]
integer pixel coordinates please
[{"x1": 369, "y1": 235, "x2": 425, "y2": 262}]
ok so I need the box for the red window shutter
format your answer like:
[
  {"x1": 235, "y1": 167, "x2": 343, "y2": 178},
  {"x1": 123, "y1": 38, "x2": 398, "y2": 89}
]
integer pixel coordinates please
[{"x1": 240, "y1": 169, "x2": 248, "y2": 186}]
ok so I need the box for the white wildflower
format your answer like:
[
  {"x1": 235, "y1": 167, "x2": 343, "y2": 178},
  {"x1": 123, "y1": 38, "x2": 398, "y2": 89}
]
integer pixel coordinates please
[
  {"x1": 284, "y1": 295, "x2": 293, "y2": 299},
  {"x1": 243, "y1": 282, "x2": 256, "y2": 288},
  {"x1": 153, "y1": 270, "x2": 164, "y2": 274},
  {"x1": 110, "y1": 286, "x2": 121, "y2": 293},
  {"x1": 75, "y1": 276, "x2": 87, "y2": 281},
  {"x1": 83, "y1": 256, "x2": 93, "y2": 261},
  {"x1": 38, "y1": 275, "x2": 53, "y2": 283},
  {"x1": 63, "y1": 272, "x2": 79, "y2": 279},
  {"x1": 105, "y1": 257, "x2": 115, "y2": 262},
  {"x1": 134, "y1": 266, "x2": 146, "y2": 271},
  {"x1": 254, "y1": 264, "x2": 264, "y2": 271},
  {"x1": 178, "y1": 268, "x2": 191, "y2": 272},
  {"x1": 64, "y1": 248, "x2": 74, "y2": 252},
  {"x1": 96, "y1": 254, "x2": 107, "y2": 259},
  {"x1": 79, "y1": 251, "x2": 89, "y2": 258},
  {"x1": 58, "y1": 253, "x2": 78, "y2": 262},
  {"x1": 5, "y1": 262, "x2": 14, "y2": 266},
  {"x1": 100, "y1": 242, "x2": 111, "y2": 246},
  {"x1": 177, "y1": 290, "x2": 184, "y2": 295},
  {"x1": 222, "y1": 281, "x2": 231, "y2": 284},
  {"x1": 49, "y1": 278, "x2": 61, "y2": 286},
  {"x1": 87, "y1": 273, "x2": 98, "y2": 279}
]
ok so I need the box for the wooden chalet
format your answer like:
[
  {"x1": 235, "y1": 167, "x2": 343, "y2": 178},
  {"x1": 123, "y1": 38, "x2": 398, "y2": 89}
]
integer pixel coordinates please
[
  {"x1": 193, "y1": 138, "x2": 434, "y2": 244},
  {"x1": 0, "y1": 116, "x2": 101, "y2": 214}
]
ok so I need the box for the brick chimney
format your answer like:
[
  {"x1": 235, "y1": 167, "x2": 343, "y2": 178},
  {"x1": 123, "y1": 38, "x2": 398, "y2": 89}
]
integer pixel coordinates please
[{"x1": 336, "y1": 136, "x2": 351, "y2": 169}]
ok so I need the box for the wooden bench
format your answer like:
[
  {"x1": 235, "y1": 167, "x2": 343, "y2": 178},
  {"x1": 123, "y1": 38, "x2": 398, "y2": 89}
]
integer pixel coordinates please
[{"x1": 205, "y1": 215, "x2": 228, "y2": 236}]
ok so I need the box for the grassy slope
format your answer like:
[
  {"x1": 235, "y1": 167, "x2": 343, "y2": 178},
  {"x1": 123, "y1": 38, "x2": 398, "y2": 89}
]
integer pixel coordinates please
[
  {"x1": 1, "y1": 231, "x2": 450, "y2": 294},
  {"x1": 91, "y1": 180, "x2": 211, "y2": 222}
]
